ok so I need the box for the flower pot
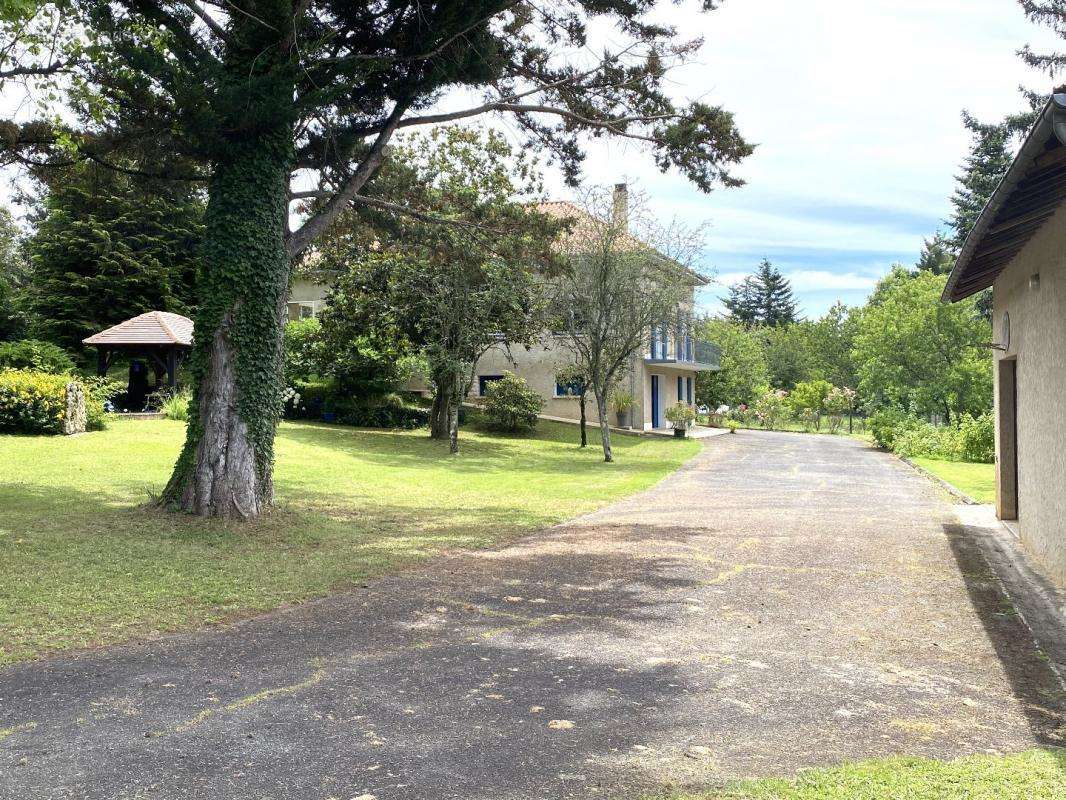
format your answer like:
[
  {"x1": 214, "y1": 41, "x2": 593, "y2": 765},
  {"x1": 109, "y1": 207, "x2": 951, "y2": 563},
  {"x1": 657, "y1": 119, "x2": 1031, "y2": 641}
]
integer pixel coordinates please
[
  {"x1": 615, "y1": 411, "x2": 629, "y2": 428},
  {"x1": 673, "y1": 427, "x2": 686, "y2": 438}
]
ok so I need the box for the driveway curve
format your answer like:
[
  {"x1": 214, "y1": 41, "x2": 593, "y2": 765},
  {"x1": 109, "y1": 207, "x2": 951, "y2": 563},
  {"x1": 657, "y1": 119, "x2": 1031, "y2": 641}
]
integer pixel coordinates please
[{"x1": 1, "y1": 430, "x2": 1063, "y2": 799}]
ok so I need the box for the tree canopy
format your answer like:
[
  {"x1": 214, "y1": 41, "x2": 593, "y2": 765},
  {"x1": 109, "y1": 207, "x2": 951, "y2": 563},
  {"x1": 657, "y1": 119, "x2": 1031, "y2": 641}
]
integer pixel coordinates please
[{"x1": 853, "y1": 268, "x2": 991, "y2": 423}]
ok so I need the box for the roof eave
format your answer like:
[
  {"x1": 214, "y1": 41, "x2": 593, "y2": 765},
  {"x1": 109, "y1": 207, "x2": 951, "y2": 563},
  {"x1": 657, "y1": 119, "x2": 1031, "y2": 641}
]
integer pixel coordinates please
[{"x1": 943, "y1": 93, "x2": 1066, "y2": 303}]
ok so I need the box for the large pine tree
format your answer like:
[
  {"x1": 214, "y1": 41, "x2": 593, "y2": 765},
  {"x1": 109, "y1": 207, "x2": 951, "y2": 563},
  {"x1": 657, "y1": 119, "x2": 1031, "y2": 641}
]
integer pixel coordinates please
[{"x1": 723, "y1": 259, "x2": 798, "y2": 327}]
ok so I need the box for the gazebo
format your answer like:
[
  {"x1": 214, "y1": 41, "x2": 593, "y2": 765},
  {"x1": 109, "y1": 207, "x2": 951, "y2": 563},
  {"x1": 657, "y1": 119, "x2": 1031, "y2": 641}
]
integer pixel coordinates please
[{"x1": 83, "y1": 311, "x2": 193, "y2": 394}]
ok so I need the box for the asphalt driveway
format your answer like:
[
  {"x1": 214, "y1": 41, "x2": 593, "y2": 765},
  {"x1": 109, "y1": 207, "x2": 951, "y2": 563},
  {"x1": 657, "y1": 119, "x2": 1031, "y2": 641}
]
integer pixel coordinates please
[{"x1": 2, "y1": 431, "x2": 1063, "y2": 799}]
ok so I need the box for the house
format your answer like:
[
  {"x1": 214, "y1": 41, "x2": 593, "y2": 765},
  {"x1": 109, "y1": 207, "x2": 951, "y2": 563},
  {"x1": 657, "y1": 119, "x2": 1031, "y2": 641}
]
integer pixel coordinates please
[
  {"x1": 286, "y1": 184, "x2": 721, "y2": 431},
  {"x1": 461, "y1": 189, "x2": 719, "y2": 430},
  {"x1": 944, "y1": 92, "x2": 1066, "y2": 586}
]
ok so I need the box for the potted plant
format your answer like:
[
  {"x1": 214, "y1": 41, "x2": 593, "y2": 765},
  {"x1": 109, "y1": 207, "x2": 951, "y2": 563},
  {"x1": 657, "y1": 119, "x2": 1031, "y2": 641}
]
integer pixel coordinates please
[
  {"x1": 664, "y1": 402, "x2": 696, "y2": 437},
  {"x1": 611, "y1": 390, "x2": 634, "y2": 428}
]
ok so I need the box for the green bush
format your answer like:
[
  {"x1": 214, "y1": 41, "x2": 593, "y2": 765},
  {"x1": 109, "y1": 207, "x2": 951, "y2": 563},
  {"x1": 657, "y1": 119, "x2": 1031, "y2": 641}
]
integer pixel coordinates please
[
  {"x1": 0, "y1": 339, "x2": 75, "y2": 374},
  {"x1": 82, "y1": 376, "x2": 124, "y2": 430},
  {"x1": 893, "y1": 421, "x2": 953, "y2": 460},
  {"x1": 483, "y1": 372, "x2": 543, "y2": 433},
  {"x1": 159, "y1": 389, "x2": 192, "y2": 421},
  {"x1": 953, "y1": 412, "x2": 995, "y2": 463},
  {"x1": 869, "y1": 407, "x2": 918, "y2": 449},
  {"x1": 283, "y1": 318, "x2": 323, "y2": 384},
  {"x1": 0, "y1": 369, "x2": 73, "y2": 434},
  {"x1": 283, "y1": 381, "x2": 428, "y2": 429}
]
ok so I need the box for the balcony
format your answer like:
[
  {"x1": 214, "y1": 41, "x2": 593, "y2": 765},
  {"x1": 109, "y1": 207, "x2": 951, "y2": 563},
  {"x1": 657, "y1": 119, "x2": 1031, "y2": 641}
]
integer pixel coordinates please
[{"x1": 645, "y1": 338, "x2": 721, "y2": 371}]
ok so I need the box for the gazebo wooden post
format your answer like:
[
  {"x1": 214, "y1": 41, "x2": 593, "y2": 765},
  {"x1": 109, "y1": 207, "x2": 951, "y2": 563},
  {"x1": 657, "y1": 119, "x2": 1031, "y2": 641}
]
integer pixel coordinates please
[
  {"x1": 96, "y1": 347, "x2": 108, "y2": 378},
  {"x1": 166, "y1": 348, "x2": 179, "y2": 391}
]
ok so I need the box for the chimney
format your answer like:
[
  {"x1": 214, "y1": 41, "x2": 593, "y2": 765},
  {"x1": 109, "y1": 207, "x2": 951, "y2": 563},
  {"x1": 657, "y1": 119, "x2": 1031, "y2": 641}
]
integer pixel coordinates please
[{"x1": 612, "y1": 182, "x2": 628, "y2": 231}]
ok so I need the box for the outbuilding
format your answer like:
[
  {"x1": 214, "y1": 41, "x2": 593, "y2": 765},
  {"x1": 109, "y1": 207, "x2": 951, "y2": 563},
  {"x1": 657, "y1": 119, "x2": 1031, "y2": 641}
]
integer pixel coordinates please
[
  {"x1": 944, "y1": 92, "x2": 1066, "y2": 586},
  {"x1": 83, "y1": 311, "x2": 193, "y2": 409}
]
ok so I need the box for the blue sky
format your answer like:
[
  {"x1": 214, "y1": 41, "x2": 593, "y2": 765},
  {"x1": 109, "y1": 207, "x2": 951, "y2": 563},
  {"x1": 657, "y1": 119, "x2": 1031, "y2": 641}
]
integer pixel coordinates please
[{"x1": 535, "y1": 0, "x2": 1061, "y2": 318}]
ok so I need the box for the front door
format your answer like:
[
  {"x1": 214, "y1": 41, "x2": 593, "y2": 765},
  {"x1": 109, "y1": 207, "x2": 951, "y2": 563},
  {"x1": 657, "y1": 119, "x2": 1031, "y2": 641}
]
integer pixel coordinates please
[
  {"x1": 651, "y1": 375, "x2": 661, "y2": 428},
  {"x1": 997, "y1": 358, "x2": 1019, "y2": 521}
]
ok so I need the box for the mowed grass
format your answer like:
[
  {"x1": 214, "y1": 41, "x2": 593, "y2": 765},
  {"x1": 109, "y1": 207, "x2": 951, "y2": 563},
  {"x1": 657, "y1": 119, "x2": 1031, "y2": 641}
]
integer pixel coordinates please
[
  {"x1": 653, "y1": 748, "x2": 1066, "y2": 799},
  {"x1": 912, "y1": 457, "x2": 996, "y2": 503},
  {"x1": 0, "y1": 417, "x2": 698, "y2": 664}
]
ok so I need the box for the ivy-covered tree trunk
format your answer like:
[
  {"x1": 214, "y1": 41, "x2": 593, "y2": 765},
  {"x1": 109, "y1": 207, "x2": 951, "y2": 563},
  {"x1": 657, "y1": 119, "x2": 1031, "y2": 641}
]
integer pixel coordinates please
[{"x1": 160, "y1": 132, "x2": 293, "y2": 519}]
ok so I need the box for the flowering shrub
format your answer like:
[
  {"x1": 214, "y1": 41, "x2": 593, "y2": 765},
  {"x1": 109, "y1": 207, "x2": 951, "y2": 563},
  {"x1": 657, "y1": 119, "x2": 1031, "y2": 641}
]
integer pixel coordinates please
[
  {"x1": 0, "y1": 369, "x2": 74, "y2": 434},
  {"x1": 824, "y1": 386, "x2": 857, "y2": 434},
  {"x1": 483, "y1": 372, "x2": 543, "y2": 433},
  {"x1": 664, "y1": 402, "x2": 695, "y2": 429},
  {"x1": 753, "y1": 388, "x2": 790, "y2": 431}
]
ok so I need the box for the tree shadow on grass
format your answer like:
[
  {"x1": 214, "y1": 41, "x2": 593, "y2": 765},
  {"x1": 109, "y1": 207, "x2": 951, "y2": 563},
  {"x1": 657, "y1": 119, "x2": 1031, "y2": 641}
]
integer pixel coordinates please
[
  {"x1": 276, "y1": 419, "x2": 665, "y2": 476},
  {"x1": 941, "y1": 520, "x2": 1066, "y2": 749}
]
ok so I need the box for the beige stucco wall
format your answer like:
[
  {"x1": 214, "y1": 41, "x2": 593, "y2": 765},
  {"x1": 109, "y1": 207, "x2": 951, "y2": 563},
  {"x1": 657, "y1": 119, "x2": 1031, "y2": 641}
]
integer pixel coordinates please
[
  {"x1": 992, "y1": 201, "x2": 1066, "y2": 586},
  {"x1": 286, "y1": 278, "x2": 329, "y2": 319}
]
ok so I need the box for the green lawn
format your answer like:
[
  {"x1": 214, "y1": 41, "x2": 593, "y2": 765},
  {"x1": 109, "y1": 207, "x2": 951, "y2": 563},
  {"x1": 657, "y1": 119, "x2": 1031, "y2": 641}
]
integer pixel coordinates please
[
  {"x1": 912, "y1": 457, "x2": 996, "y2": 503},
  {"x1": 0, "y1": 417, "x2": 698, "y2": 664},
  {"x1": 654, "y1": 749, "x2": 1066, "y2": 799}
]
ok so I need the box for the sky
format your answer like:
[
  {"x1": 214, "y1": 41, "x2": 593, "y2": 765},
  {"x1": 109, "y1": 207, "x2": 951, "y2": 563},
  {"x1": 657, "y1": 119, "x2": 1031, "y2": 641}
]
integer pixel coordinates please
[
  {"x1": 1, "y1": 1, "x2": 1059, "y2": 320},
  {"x1": 529, "y1": 0, "x2": 1061, "y2": 318}
]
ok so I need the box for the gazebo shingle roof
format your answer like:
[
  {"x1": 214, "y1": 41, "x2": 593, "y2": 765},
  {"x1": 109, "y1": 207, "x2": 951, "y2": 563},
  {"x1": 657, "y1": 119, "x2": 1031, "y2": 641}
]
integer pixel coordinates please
[{"x1": 83, "y1": 311, "x2": 193, "y2": 347}]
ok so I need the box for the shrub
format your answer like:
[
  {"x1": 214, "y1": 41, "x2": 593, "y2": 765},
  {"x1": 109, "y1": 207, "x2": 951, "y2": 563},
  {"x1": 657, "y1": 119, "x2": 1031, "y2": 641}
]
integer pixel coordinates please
[
  {"x1": 869, "y1": 407, "x2": 918, "y2": 450},
  {"x1": 893, "y1": 421, "x2": 953, "y2": 459},
  {"x1": 159, "y1": 389, "x2": 192, "y2": 421},
  {"x1": 333, "y1": 393, "x2": 429, "y2": 429},
  {"x1": 0, "y1": 369, "x2": 78, "y2": 434},
  {"x1": 0, "y1": 339, "x2": 75, "y2": 374},
  {"x1": 954, "y1": 412, "x2": 995, "y2": 463},
  {"x1": 283, "y1": 318, "x2": 323, "y2": 384},
  {"x1": 664, "y1": 402, "x2": 695, "y2": 429},
  {"x1": 824, "y1": 386, "x2": 857, "y2": 434},
  {"x1": 483, "y1": 372, "x2": 543, "y2": 433},
  {"x1": 753, "y1": 387, "x2": 791, "y2": 431},
  {"x1": 82, "y1": 376, "x2": 124, "y2": 430},
  {"x1": 790, "y1": 379, "x2": 831, "y2": 415}
]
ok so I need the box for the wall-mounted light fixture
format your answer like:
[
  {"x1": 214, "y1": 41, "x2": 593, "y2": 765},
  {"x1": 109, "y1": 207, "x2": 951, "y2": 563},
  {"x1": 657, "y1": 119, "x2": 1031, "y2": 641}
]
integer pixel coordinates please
[{"x1": 1029, "y1": 273, "x2": 1041, "y2": 291}]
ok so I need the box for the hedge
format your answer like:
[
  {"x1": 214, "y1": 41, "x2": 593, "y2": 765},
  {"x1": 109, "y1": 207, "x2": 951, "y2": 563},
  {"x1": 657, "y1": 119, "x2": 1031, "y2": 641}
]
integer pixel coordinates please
[{"x1": 0, "y1": 369, "x2": 86, "y2": 434}]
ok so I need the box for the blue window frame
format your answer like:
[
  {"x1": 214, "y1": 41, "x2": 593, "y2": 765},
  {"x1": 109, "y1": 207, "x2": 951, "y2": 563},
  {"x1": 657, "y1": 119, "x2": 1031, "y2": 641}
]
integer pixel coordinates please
[
  {"x1": 677, "y1": 375, "x2": 683, "y2": 402},
  {"x1": 686, "y1": 376, "x2": 693, "y2": 404},
  {"x1": 554, "y1": 377, "x2": 583, "y2": 397}
]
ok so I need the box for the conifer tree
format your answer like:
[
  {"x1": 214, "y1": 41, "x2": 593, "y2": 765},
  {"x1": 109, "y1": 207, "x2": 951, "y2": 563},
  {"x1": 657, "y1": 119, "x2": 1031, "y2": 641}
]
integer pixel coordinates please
[
  {"x1": 25, "y1": 164, "x2": 203, "y2": 353},
  {"x1": 723, "y1": 259, "x2": 798, "y2": 327}
]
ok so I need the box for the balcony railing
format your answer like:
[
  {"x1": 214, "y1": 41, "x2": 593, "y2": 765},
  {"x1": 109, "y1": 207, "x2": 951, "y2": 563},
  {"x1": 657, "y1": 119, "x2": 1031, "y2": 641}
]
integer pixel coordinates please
[{"x1": 645, "y1": 336, "x2": 720, "y2": 370}]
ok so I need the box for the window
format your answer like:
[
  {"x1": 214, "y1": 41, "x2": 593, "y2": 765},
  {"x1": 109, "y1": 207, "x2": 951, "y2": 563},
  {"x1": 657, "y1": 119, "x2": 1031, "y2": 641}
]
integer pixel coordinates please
[
  {"x1": 686, "y1": 376, "x2": 693, "y2": 404},
  {"x1": 555, "y1": 377, "x2": 583, "y2": 397},
  {"x1": 478, "y1": 375, "x2": 505, "y2": 396},
  {"x1": 677, "y1": 376, "x2": 683, "y2": 401}
]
